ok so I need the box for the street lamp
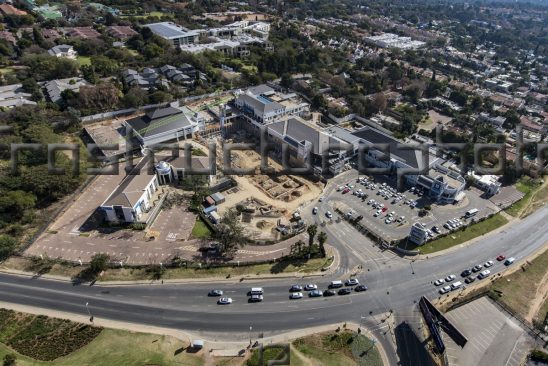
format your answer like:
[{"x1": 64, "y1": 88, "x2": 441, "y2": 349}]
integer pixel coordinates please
[
  {"x1": 249, "y1": 326, "x2": 253, "y2": 346},
  {"x1": 85, "y1": 302, "x2": 93, "y2": 323}
]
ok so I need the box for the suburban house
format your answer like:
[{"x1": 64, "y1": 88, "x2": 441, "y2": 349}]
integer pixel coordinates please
[
  {"x1": 48, "y1": 44, "x2": 77, "y2": 59},
  {"x1": 66, "y1": 27, "x2": 101, "y2": 39},
  {"x1": 44, "y1": 77, "x2": 89, "y2": 103},
  {"x1": 107, "y1": 25, "x2": 137, "y2": 39},
  {"x1": 124, "y1": 104, "x2": 200, "y2": 147},
  {"x1": 0, "y1": 84, "x2": 37, "y2": 109}
]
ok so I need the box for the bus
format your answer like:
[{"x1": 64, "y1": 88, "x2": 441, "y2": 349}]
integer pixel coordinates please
[{"x1": 464, "y1": 208, "x2": 479, "y2": 218}]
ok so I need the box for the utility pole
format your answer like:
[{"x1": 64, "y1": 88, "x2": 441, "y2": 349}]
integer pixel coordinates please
[{"x1": 85, "y1": 302, "x2": 93, "y2": 323}]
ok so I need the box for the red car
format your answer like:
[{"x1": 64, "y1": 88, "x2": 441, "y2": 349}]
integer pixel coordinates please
[
  {"x1": 381, "y1": 207, "x2": 388, "y2": 212},
  {"x1": 496, "y1": 255, "x2": 506, "y2": 261},
  {"x1": 342, "y1": 188, "x2": 350, "y2": 194}
]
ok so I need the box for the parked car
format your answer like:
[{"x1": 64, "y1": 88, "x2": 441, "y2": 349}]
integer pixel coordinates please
[
  {"x1": 478, "y1": 270, "x2": 491, "y2": 279},
  {"x1": 504, "y1": 257, "x2": 515, "y2": 266},
  {"x1": 484, "y1": 260, "x2": 494, "y2": 268},
  {"x1": 496, "y1": 255, "x2": 506, "y2": 261},
  {"x1": 439, "y1": 286, "x2": 451, "y2": 294},
  {"x1": 289, "y1": 292, "x2": 304, "y2": 300},
  {"x1": 445, "y1": 275, "x2": 456, "y2": 282},
  {"x1": 304, "y1": 284, "x2": 317, "y2": 291},
  {"x1": 465, "y1": 276, "x2": 476, "y2": 284},
  {"x1": 434, "y1": 279, "x2": 445, "y2": 286},
  {"x1": 355, "y1": 285, "x2": 368, "y2": 292},
  {"x1": 312, "y1": 207, "x2": 318, "y2": 214},
  {"x1": 472, "y1": 265, "x2": 483, "y2": 272},
  {"x1": 338, "y1": 288, "x2": 352, "y2": 295},
  {"x1": 323, "y1": 289, "x2": 336, "y2": 297},
  {"x1": 218, "y1": 297, "x2": 232, "y2": 305},
  {"x1": 461, "y1": 269, "x2": 472, "y2": 277},
  {"x1": 326, "y1": 211, "x2": 333, "y2": 218}
]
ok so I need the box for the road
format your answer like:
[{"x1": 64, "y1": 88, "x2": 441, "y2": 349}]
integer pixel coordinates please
[{"x1": 0, "y1": 196, "x2": 546, "y2": 365}]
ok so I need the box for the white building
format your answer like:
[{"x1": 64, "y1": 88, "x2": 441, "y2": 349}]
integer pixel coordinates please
[
  {"x1": 145, "y1": 22, "x2": 200, "y2": 46},
  {"x1": 235, "y1": 85, "x2": 310, "y2": 125},
  {"x1": 467, "y1": 171, "x2": 501, "y2": 196},
  {"x1": 366, "y1": 33, "x2": 426, "y2": 50},
  {"x1": 48, "y1": 44, "x2": 77, "y2": 59},
  {"x1": 409, "y1": 222, "x2": 428, "y2": 245}
]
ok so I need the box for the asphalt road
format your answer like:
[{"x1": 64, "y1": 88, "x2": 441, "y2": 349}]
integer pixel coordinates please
[{"x1": 0, "y1": 192, "x2": 546, "y2": 365}]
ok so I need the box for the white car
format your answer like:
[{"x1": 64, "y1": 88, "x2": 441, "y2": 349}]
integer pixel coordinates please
[
  {"x1": 304, "y1": 284, "x2": 318, "y2": 291},
  {"x1": 385, "y1": 218, "x2": 392, "y2": 224},
  {"x1": 445, "y1": 275, "x2": 456, "y2": 282},
  {"x1": 345, "y1": 278, "x2": 359, "y2": 286},
  {"x1": 484, "y1": 260, "x2": 494, "y2": 268},
  {"x1": 397, "y1": 216, "x2": 405, "y2": 223},
  {"x1": 374, "y1": 211, "x2": 381, "y2": 217},
  {"x1": 218, "y1": 297, "x2": 233, "y2": 305},
  {"x1": 434, "y1": 279, "x2": 445, "y2": 286},
  {"x1": 478, "y1": 270, "x2": 491, "y2": 279},
  {"x1": 326, "y1": 211, "x2": 333, "y2": 218},
  {"x1": 312, "y1": 207, "x2": 318, "y2": 214},
  {"x1": 290, "y1": 292, "x2": 304, "y2": 300},
  {"x1": 337, "y1": 186, "x2": 343, "y2": 191},
  {"x1": 439, "y1": 286, "x2": 451, "y2": 294}
]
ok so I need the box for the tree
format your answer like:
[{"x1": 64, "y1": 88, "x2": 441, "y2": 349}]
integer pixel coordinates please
[
  {"x1": 122, "y1": 87, "x2": 147, "y2": 108},
  {"x1": 0, "y1": 235, "x2": 17, "y2": 261},
  {"x1": 214, "y1": 208, "x2": 246, "y2": 254},
  {"x1": 307, "y1": 224, "x2": 317, "y2": 252},
  {"x1": 317, "y1": 231, "x2": 327, "y2": 257},
  {"x1": 89, "y1": 253, "x2": 110, "y2": 275},
  {"x1": 3, "y1": 354, "x2": 16, "y2": 366},
  {"x1": 0, "y1": 190, "x2": 36, "y2": 219},
  {"x1": 312, "y1": 94, "x2": 327, "y2": 110},
  {"x1": 372, "y1": 92, "x2": 387, "y2": 113}
]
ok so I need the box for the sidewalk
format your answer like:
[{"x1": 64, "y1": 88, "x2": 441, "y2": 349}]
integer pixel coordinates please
[
  {"x1": 0, "y1": 300, "x2": 391, "y2": 366},
  {"x1": 0, "y1": 245, "x2": 341, "y2": 286}
]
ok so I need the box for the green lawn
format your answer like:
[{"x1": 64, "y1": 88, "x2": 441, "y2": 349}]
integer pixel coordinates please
[
  {"x1": 191, "y1": 218, "x2": 213, "y2": 239},
  {"x1": 0, "y1": 329, "x2": 203, "y2": 366},
  {"x1": 505, "y1": 177, "x2": 546, "y2": 218},
  {"x1": 76, "y1": 56, "x2": 91, "y2": 66},
  {"x1": 292, "y1": 330, "x2": 383, "y2": 366},
  {"x1": 406, "y1": 213, "x2": 508, "y2": 254}
]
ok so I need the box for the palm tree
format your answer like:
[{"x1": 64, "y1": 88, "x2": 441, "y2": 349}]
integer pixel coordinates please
[
  {"x1": 317, "y1": 231, "x2": 327, "y2": 257},
  {"x1": 307, "y1": 224, "x2": 318, "y2": 253}
]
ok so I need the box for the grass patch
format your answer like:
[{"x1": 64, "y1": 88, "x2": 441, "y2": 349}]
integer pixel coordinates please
[
  {"x1": 505, "y1": 177, "x2": 545, "y2": 217},
  {"x1": 0, "y1": 325, "x2": 204, "y2": 365},
  {"x1": 490, "y1": 248, "x2": 548, "y2": 326},
  {"x1": 76, "y1": 56, "x2": 91, "y2": 66},
  {"x1": 402, "y1": 213, "x2": 508, "y2": 254},
  {"x1": 293, "y1": 330, "x2": 383, "y2": 366},
  {"x1": 191, "y1": 218, "x2": 212, "y2": 239},
  {"x1": 0, "y1": 309, "x2": 102, "y2": 361},
  {"x1": 99, "y1": 256, "x2": 334, "y2": 281}
]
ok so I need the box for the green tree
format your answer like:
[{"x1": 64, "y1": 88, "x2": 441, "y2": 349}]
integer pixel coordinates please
[
  {"x1": 89, "y1": 253, "x2": 110, "y2": 275},
  {"x1": 0, "y1": 190, "x2": 36, "y2": 219},
  {"x1": 3, "y1": 353, "x2": 16, "y2": 366},
  {"x1": 0, "y1": 235, "x2": 17, "y2": 261},
  {"x1": 306, "y1": 224, "x2": 317, "y2": 253},
  {"x1": 317, "y1": 231, "x2": 327, "y2": 257},
  {"x1": 214, "y1": 208, "x2": 246, "y2": 254}
]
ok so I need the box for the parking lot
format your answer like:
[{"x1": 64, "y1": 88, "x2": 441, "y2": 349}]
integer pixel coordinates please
[
  {"x1": 325, "y1": 170, "x2": 498, "y2": 242},
  {"x1": 443, "y1": 297, "x2": 531, "y2": 366}
]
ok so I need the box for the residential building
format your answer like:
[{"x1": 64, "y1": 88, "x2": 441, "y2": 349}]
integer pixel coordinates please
[
  {"x1": 0, "y1": 84, "x2": 37, "y2": 109},
  {"x1": 121, "y1": 64, "x2": 202, "y2": 90},
  {"x1": 477, "y1": 112, "x2": 506, "y2": 127},
  {"x1": 44, "y1": 77, "x2": 89, "y2": 103},
  {"x1": 0, "y1": 30, "x2": 16, "y2": 45},
  {"x1": 409, "y1": 222, "x2": 428, "y2": 245},
  {"x1": 48, "y1": 44, "x2": 77, "y2": 60},
  {"x1": 42, "y1": 28, "x2": 61, "y2": 40},
  {"x1": 124, "y1": 104, "x2": 200, "y2": 147},
  {"x1": 365, "y1": 33, "x2": 426, "y2": 50},
  {"x1": 66, "y1": 27, "x2": 101, "y2": 39},
  {"x1": 0, "y1": 4, "x2": 27, "y2": 16},
  {"x1": 107, "y1": 25, "x2": 137, "y2": 39},
  {"x1": 235, "y1": 84, "x2": 310, "y2": 125}
]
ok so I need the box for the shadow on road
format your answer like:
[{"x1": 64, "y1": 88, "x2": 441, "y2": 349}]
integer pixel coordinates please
[{"x1": 395, "y1": 321, "x2": 435, "y2": 366}]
